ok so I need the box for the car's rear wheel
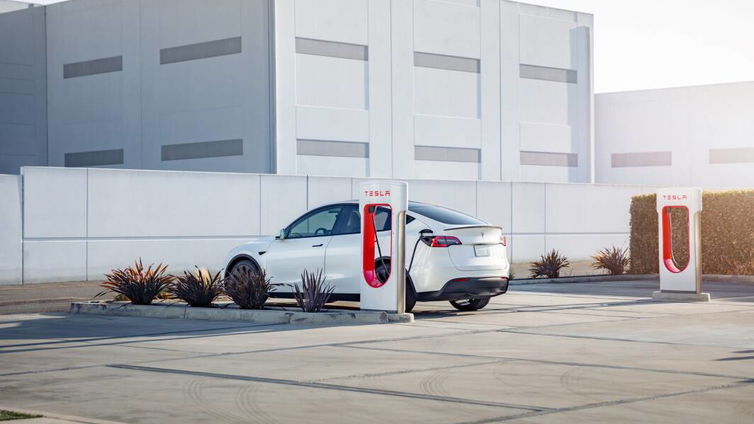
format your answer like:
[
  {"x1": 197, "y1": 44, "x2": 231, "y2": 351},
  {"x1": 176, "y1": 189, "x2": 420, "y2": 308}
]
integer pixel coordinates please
[
  {"x1": 375, "y1": 261, "x2": 416, "y2": 313},
  {"x1": 449, "y1": 296, "x2": 490, "y2": 311}
]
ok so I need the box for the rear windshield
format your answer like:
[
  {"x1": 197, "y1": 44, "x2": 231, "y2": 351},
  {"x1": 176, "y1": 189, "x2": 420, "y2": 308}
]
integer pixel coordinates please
[{"x1": 408, "y1": 204, "x2": 485, "y2": 226}]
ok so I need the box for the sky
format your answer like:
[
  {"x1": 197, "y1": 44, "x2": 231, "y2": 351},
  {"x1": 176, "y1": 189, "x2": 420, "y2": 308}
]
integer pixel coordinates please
[
  {"x1": 524, "y1": 0, "x2": 754, "y2": 92},
  {"x1": 15, "y1": 0, "x2": 754, "y2": 93}
]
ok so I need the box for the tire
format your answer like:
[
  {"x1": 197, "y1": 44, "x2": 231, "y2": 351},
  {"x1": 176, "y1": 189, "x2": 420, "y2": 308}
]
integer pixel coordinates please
[
  {"x1": 375, "y1": 261, "x2": 416, "y2": 313},
  {"x1": 449, "y1": 296, "x2": 490, "y2": 311},
  {"x1": 228, "y1": 258, "x2": 259, "y2": 276}
]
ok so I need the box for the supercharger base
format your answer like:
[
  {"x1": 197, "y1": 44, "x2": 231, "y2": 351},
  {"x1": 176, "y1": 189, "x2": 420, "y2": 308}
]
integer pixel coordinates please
[
  {"x1": 359, "y1": 180, "x2": 414, "y2": 322},
  {"x1": 652, "y1": 291, "x2": 710, "y2": 302},
  {"x1": 653, "y1": 187, "x2": 710, "y2": 303}
]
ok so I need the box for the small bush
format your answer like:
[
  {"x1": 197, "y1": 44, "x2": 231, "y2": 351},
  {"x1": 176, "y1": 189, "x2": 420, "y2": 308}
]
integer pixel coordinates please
[
  {"x1": 291, "y1": 269, "x2": 335, "y2": 312},
  {"x1": 529, "y1": 250, "x2": 570, "y2": 278},
  {"x1": 592, "y1": 246, "x2": 629, "y2": 275},
  {"x1": 99, "y1": 259, "x2": 173, "y2": 305},
  {"x1": 171, "y1": 267, "x2": 223, "y2": 307},
  {"x1": 224, "y1": 267, "x2": 276, "y2": 309}
]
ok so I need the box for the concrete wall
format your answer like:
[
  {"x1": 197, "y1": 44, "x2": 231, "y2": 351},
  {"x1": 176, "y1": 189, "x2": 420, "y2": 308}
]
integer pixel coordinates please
[
  {"x1": 0, "y1": 174, "x2": 22, "y2": 284},
  {"x1": 15, "y1": 166, "x2": 642, "y2": 284},
  {"x1": 274, "y1": 0, "x2": 593, "y2": 183},
  {"x1": 596, "y1": 82, "x2": 754, "y2": 188},
  {"x1": 45, "y1": 0, "x2": 273, "y2": 173},
  {"x1": 0, "y1": 7, "x2": 47, "y2": 174}
]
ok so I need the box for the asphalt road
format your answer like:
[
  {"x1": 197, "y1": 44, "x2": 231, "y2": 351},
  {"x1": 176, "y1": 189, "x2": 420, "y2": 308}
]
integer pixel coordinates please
[{"x1": 1, "y1": 280, "x2": 754, "y2": 423}]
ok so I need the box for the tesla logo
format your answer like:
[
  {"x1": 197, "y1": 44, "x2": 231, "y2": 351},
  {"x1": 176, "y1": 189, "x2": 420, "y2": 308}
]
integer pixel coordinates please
[
  {"x1": 662, "y1": 194, "x2": 688, "y2": 201},
  {"x1": 363, "y1": 190, "x2": 391, "y2": 197}
]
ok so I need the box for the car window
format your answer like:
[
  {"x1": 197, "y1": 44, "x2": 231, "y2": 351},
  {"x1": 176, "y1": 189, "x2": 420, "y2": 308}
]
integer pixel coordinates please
[
  {"x1": 333, "y1": 205, "x2": 360, "y2": 235},
  {"x1": 408, "y1": 204, "x2": 485, "y2": 225},
  {"x1": 333, "y1": 205, "x2": 416, "y2": 235},
  {"x1": 286, "y1": 206, "x2": 343, "y2": 239}
]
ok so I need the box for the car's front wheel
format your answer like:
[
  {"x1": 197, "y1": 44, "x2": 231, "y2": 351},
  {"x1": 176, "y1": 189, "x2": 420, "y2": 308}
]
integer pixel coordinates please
[{"x1": 449, "y1": 296, "x2": 490, "y2": 311}]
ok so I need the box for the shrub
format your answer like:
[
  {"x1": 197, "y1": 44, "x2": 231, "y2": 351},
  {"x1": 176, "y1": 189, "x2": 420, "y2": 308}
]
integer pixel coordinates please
[
  {"x1": 630, "y1": 190, "x2": 754, "y2": 275},
  {"x1": 529, "y1": 250, "x2": 570, "y2": 278},
  {"x1": 99, "y1": 259, "x2": 173, "y2": 305},
  {"x1": 290, "y1": 269, "x2": 335, "y2": 312},
  {"x1": 224, "y1": 267, "x2": 276, "y2": 309},
  {"x1": 592, "y1": 246, "x2": 629, "y2": 275},
  {"x1": 170, "y1": 267, "x2": 223, "y2": 307}
]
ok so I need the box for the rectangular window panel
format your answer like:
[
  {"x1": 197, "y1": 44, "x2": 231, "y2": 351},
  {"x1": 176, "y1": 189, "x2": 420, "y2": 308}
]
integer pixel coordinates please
[
  {"x1": 709, "y1": 147, "x2": 754, "y2": 164},
  {"x1": 160, "y1": 37, "x2": 242, "y2": 65},
  {"x1": 161, "y1": 139, "x2": 243, "y2": 161},
  {"x1": 64, "y1": 149, "x2": 124, "y2": 167},
  {"x1": 63, "y1": 56, "x2": 122, "y2": 79},
  {"x1": 520, "y1": 64, "x2": 577, "y2": 84},
  {"x1": 295, "y1": 38, "x2": 368, "y2": 61},
  {"x1": 520, "y1": 151, "x2": 578, "y2": 167},
  {"x1": 414, "y1": 52, "x2": 480, "y2": 73},
  {"x1": 611, "y1": 151, "x2": 672, "y2": 168},
  {"x1": 297, "y1": 139, "x2": 369, "y2": 158},
  {"x1": 415, "y1": 146, "x2": 480, "y2": 163}
]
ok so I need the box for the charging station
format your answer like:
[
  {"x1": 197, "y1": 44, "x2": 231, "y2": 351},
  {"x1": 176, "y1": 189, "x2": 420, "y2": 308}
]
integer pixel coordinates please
[
  {"x1": 652, "y1": 187, "x2": 710, "y2": 302},
  {"x1": 359, "y1": 181, "x2": 408, "y2": 312}
]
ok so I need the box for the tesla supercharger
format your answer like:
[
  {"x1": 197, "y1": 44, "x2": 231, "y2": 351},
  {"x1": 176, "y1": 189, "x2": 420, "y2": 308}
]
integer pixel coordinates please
[
  {"x1": 359, "y1": 181, "x2": 408, "y2": 313},
  {"x1": 652, "y1": 187, "x2": 710, "y2": 302}
]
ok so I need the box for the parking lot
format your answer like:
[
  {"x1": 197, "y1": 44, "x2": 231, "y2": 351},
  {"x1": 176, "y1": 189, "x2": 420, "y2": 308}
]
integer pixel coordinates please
[{"x1": 2, "y1": 280, "x2": 754, "y2": 423}]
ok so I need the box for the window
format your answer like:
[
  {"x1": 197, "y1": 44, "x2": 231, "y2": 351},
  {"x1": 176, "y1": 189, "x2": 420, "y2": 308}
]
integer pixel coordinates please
[
  {"x1": 408, "y1": 204, "x2": 484, "y2": 225},
  {"x1": 286, "y1": 206, "x2": 343, "y2": 239},
  {"x1": 330, "y1": 204, "x2": 415, "y2": 235}
]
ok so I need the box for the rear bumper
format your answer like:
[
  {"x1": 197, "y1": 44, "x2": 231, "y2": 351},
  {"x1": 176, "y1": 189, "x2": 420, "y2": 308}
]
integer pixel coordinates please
[{"x1": 417, "y1": 277, "x2": 509, "y2": 302}]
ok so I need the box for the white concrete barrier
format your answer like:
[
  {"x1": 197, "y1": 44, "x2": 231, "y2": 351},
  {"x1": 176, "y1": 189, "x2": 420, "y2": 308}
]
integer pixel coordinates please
[{"x1": 9, "y1": 166, "x2": 646, "y2": 284}]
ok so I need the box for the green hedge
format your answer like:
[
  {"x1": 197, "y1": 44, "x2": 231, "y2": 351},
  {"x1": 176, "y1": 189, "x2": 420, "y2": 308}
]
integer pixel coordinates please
[{"x1": 630, "y1": 190, "x2": 754, "y2": 275}]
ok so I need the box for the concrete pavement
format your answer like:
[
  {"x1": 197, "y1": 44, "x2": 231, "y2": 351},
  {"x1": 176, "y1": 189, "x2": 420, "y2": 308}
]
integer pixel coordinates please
[{"x1": 1, "y1": 280, "x2": 753, "y2": 423}]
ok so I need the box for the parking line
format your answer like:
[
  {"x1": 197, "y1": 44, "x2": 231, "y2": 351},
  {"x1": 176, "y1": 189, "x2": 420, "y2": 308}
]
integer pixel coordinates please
[{"x1": 108, "y1": 363, "x2": 549, "y2": 412}]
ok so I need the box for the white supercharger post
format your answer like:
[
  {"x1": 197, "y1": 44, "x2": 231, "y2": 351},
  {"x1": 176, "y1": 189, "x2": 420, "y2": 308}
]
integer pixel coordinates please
[
  {"x1": 359, "y1": 181, "x2": 408, "y2": 313},
  {"x1": 652, "y1": 187, "x2": 710, "y2": 302}
]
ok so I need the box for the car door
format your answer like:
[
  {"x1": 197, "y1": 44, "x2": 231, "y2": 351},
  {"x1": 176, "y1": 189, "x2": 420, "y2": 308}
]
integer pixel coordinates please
[
  {"x1": 324, "y1": 204, "x2": 361, "y2": 294},
  {"x1": 262, "y1": 205, "x2": 344, "y2": 290}
]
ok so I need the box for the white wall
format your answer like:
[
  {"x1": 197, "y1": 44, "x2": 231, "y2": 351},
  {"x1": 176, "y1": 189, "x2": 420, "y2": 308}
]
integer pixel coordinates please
[
  {"x1": 275, "y1": 0, "x2": 593, "y2": 183},
  {"x1": 13, "y1": 166, "x2": 644, "y2": 284},
  {"x1": 596, "y1": 82, "x2": 754, "y2": 188},
  {"x1": 44, "y1": 0, "x2": 273, "y2": 173},
  {"x1": 0, "y1": 174, "x2": 22, "y2": 285},
  {"x1": 0, "y1": 7, "x2": 47, "y2": 174}
]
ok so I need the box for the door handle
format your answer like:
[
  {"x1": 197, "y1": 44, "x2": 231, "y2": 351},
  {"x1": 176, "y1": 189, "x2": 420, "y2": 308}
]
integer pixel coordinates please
[{"x1": 312, "y1": 243, "x2": 323, "y2": 247}]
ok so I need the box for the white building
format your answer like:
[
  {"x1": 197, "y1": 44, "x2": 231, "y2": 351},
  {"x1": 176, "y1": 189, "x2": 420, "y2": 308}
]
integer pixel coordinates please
[
  {"x1": 596, "y1": 81, "x2": 754, "y2": 187},
  {"x1": 0, "y1": 0, "x2": 594, "y2": 183}
]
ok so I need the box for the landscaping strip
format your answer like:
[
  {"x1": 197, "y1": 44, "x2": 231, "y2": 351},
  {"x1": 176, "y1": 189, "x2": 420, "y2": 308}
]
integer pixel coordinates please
[{"x1": 69, "y1": 301, "x2": 413, "y2": 324}]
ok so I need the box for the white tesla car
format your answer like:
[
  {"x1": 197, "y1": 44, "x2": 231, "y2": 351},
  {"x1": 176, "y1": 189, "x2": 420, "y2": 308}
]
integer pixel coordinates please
[{"x1": 223, "y1": 201, "x2": 510, "y2": 312}]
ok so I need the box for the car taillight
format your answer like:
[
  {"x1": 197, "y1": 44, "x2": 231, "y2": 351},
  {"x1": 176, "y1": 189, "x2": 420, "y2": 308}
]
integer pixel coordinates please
[
  {"x1": 501, "y1": 235, "x2": 507, "y2": 246},
  {"x1": 425, "y1": 236, "x2": 462, "y2": 247}
]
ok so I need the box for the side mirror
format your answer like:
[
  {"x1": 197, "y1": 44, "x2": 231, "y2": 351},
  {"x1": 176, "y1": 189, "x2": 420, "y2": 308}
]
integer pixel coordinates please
[{"x1": 276, "y1": 229, "x2": 286, "y2": 240}]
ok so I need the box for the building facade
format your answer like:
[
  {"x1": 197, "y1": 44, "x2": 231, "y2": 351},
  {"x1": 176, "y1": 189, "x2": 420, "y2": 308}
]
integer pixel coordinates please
[
  {"x1": 596, "y1": 82, "x2": 754, "y2": 187},
  {"x1": 0, "y1": 0, "x2": 594, "y2": 183}
]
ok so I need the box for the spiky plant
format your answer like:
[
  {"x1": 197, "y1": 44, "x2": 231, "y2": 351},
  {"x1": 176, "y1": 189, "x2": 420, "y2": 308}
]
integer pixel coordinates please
[
  {"x1": 529, "y1": 250, "x2": 570, "y2": 279},
  {"x1": 290, "y1": 269, "x2": 335, "y2": 312},
  {"x1": 99, "y1": 259, "x2": 173, "y2": 305},
  {"x1": 591, "y1": 246, "x2": 629, "y2": 275},
  {"x1": 170, "y1": 267, "x2": 223, "y2": 307},
  {"x1": 224, "y1": 267, "x2": 276, "y2": 309}
]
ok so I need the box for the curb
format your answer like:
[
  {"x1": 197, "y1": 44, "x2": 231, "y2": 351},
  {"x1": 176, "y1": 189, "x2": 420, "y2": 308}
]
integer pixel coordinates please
[
  {"x1": 510, "y1": 274, "x2": 659, "y2": 285},
  {"x1": 69, "y1": 302, "x2": 413, "y2": 325}
]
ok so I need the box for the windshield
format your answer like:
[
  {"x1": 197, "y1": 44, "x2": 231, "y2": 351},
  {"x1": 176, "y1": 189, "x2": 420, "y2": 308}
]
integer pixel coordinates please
[{"x1": 408, "y1": 204, "x2": 485, "y2": 226}]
